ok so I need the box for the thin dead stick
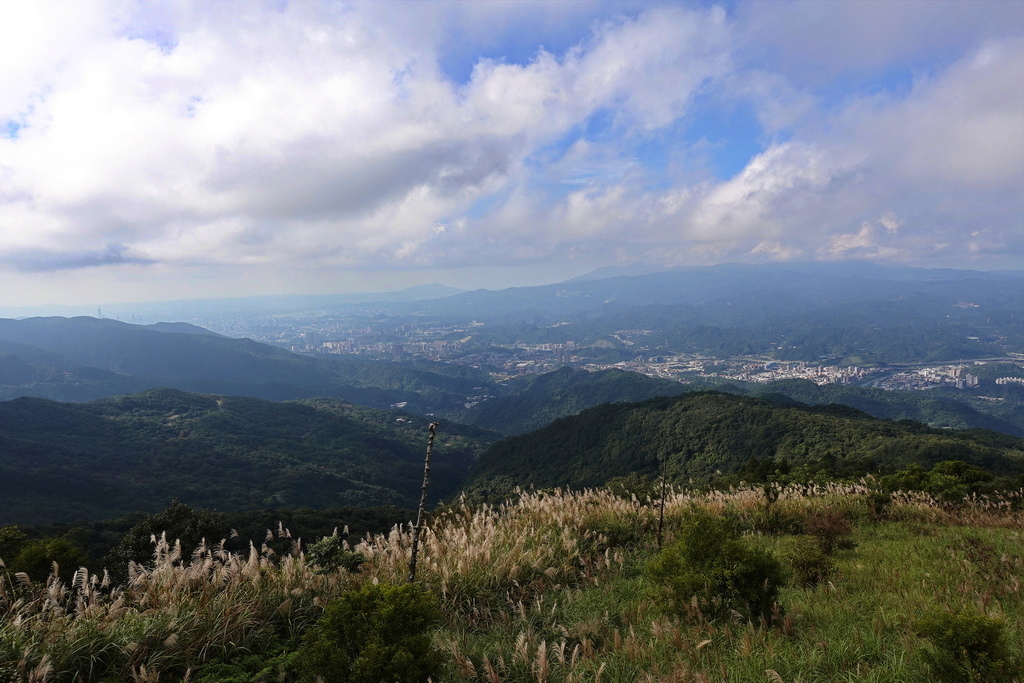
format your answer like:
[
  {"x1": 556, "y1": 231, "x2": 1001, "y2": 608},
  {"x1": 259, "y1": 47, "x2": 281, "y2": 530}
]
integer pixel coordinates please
[
  {"x1": 657, "y1": 454, "x2": 668, "y2": 550},
  {"x1": 408, "y1": 421, "x2": 439, "y2": 583}
]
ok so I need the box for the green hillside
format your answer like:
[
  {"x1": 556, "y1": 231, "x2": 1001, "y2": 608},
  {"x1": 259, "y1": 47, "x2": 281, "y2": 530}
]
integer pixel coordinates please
[
  {"x1": 741, "y1": 378, "x2": 1024, "y2": 436},
  {"x1": 0, "y1": 388, "x2": 498, "y2": 525},
  {"x1": 455, "y1": 366, "x2": 1024, "y2": 437},
  {"x1": 457, "y1": 366, "x2": 689, "y2": 434},
  {"x1": 468, "y1": 391, "x2": 1024, "y2": 492}
]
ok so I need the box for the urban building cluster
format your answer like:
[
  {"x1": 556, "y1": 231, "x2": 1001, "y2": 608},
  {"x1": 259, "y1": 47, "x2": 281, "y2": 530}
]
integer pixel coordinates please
[
  {"x1": 718, "y1": 362, "x2": 868, "y2": 385},
  {"x1": 875, "y1": 364, "x2": 984, "y2": 391}
]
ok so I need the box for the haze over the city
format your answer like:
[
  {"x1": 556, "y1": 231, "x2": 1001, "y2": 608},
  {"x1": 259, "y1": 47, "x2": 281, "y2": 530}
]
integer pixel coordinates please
[{"x1": 1, "y1": 0, "x2": 1022, "y2": 308}]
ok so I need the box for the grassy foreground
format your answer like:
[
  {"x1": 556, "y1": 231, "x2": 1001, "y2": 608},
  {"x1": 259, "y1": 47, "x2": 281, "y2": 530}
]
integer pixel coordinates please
[{"x1": 2, "y1": 484, "x2": 1022, "y2": 682}]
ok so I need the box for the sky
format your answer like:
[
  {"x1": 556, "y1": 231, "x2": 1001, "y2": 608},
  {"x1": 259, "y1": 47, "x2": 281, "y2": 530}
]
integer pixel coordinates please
[{"x1": 0, "y1": 0, "x2": 1022, "y2": 307}]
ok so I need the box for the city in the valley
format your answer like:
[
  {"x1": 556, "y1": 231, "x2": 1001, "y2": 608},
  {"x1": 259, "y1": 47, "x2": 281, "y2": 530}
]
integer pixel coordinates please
[{"x1": 192, "y1": 309, "x2": 1024, "y2": 394}]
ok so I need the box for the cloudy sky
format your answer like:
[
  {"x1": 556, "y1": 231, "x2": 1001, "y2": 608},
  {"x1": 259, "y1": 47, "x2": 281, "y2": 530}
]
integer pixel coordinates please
[{"x1": 1, "y1": 0, "x2": 1022, "y2": 307}]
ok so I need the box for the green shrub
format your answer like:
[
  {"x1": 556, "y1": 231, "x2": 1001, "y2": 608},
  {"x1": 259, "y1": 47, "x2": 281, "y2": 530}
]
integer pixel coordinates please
[
  {"x1": 747, "y1": 506, "x2": 803, "y2": 536},
  {"x1": 191, "y1": 662, "x2": 252, "y2": 683},
  {"x1": 305, "y1": 535, "x2": 365, "y2": 573},
  {"x1": 865, "y1": 491, "x2": 892, "y2": 521},
  {"x1": 783, "y1": 535, "x2": 836, "y2": 588},
  {"x1": 103, "y1": 501, "x2": 225, "y2": 585},
  {"x1": 646, "y1": 510, "x2": 785, "y2": 623},
  {"x1": 193, "y1": 650, "x2": 299, "y2": 683},
  {"x1": 880, "y1": 461, "x2": 997, "y2": 503},
  {"x1": 604, "y1": 473, "x2": 657, "y2": 501},
  {"x1": 0, "y1": 526, "x2": 26, "y2": 564},
  {"x1": 915, "y1": 608, "x2": 1022, "y2": 682},
  {"x1": 296, "y1": 582, "x2": 444, "y2": 683}
]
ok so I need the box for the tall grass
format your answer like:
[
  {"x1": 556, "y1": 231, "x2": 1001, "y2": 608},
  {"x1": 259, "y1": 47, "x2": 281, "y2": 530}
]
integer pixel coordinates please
[{"x1": 1, "y1": 484, "x2": 1021, "y2": 681}]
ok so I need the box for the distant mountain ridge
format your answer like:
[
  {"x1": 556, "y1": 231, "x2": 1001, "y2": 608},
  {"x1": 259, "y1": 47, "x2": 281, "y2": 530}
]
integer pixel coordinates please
[
  {"x1": 0, "y1": 283, "x2": 466, "y2": 319},
  {"x1": 1, "y1": 313, "x2": 1020, "y2": 439},
  {"x1": 408, "y1": 262, "x2": 1023, "y2": 323},
  {"x1": 383, "y1": 263, "x2": 1023, "y2": 365},
  {"x1": 0, "y1": 316, "x2": 490, "y2": 410},
  {"x1": 4, "y1": 262, "x2": 1021, "y2": 366}
]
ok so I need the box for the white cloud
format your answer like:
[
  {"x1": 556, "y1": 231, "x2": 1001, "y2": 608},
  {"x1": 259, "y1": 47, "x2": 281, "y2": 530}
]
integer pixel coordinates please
[
  {"x1": 858, "y1": 39, "x2": 1024, "y2": 187},
  {"x1": 0, "y1": 1, "x2": 735, "y2": 277},
  {"x1": 686, "y1": 142, "x2": 838, "y2": 242},
  {"x1": 0, "y1": 0, "x2": 1020, "y2": 305}
]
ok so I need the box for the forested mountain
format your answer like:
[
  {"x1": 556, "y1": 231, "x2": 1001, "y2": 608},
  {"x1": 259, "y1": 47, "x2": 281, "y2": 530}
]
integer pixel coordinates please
[
  {"x1": 457, "y1": 367, "x2": 690, "y2": 435},
  {"x1": 466, "y1": 392, "x2": 1024, "y2": 494},
  {"x1": 739, "y1": 379, "x2": 1024, "y2": 436},
  {"x1": 0, "y1": 388, "x2": 497, "y2": 525},
  {"x1": 0, "y1": 316, "x2": 490, "y2": 411}
]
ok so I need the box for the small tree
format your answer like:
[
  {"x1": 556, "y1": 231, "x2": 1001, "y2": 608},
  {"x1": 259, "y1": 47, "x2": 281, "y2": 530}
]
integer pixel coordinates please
[
  {"x1": 305, "y1": 534, "x2": 364, "y2": 574},
  {"x1": 0, "y1": 526, "x2": 27, "y2": 564},
  {"x1": 8, "y1": 538, "x2": 90, "y2": 584}
]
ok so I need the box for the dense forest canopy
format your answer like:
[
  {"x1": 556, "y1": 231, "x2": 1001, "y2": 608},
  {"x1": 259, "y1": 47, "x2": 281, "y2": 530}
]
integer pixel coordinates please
[
  {"x1": 0, "y1": 388, "x2": 497, "y2": 525},
  {"x1": 467, "y1": 391, "x2": 1024, "y2": 494}
]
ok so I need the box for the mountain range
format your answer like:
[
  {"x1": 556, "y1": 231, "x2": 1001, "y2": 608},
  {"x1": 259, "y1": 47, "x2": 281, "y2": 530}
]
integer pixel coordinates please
[
  {"x1": 5, "y1": 384, "x2": 1021, "y2": 526},
  {"x1": 0, "y1": 315, "x2": 489, "y2": 411},
  {"x1": 2, "y1": 314, "x2": 1021, "y2": 438},
  {"x1": 1, "y1": 262, "x2": 1023, "y2": 525}
]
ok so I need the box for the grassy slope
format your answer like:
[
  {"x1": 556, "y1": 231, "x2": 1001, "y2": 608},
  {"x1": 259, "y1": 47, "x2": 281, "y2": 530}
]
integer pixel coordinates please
[
  {"x1": 443, "y1": 522, "x2": 1022, "y2": 682},
  {"x1": 3, "y1": 487, "x2": 1021, "y2": 681}
]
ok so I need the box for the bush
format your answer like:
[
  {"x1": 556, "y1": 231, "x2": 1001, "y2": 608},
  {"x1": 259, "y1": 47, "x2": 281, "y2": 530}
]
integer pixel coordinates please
[
  {"x1": 915, "y1": 608, "x2": 1022, "y2": 682},
  {"x1": 305, "y1": 535, "x2": 365, "y2": 573},
  {"x1": 646, "y1": 510, "x2": 785, "y2": 623},
  {"x1": 880, "y1": 461, "x2": 997, "y2": 503},
  {"x1": 783, "y1": 535, "x2": 836, "y2": 588},
  {"x1": 296, "y1": 582, "x2": 444, "y2": 683},
  {"x1": 802, "y1": 510, "x2": 855, "y2": 554},
  {"x1": 103, "y1": 502, "x2": 225, "y2": 585},
  {"x1": 193, "y1": 650, "x2": 298, "y2": 683}
]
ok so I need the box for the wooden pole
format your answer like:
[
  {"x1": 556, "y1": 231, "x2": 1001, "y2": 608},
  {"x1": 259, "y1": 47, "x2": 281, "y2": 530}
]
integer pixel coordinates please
[{"x1": 408, "y1": 422, "x2": 439, "y2": 583}]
